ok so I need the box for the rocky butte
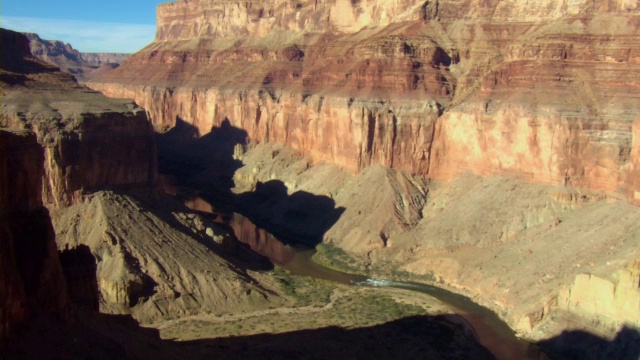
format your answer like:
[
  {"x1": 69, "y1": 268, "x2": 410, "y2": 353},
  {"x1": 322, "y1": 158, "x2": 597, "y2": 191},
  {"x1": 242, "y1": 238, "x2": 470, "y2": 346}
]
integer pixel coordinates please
[{"x1": 87, "y1": 0, "x2": 640, "y2": 347}]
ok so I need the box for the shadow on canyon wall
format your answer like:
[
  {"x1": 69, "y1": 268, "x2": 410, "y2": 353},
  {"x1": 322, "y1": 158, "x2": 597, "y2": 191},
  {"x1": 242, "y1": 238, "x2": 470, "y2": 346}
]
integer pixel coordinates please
[
  {"x1": 4, "y1": 311, "x2": 495, "y2": 360},
  {"x1": 7, "y1": 305, "x2": 640, "y2": 360},
  {"x1": 157, "y1": 117, "x2": 344, "y2": 248},
  {"x1": 58, "y1": 245, "x2": 99, "y2": 311},
  {"x1": 230, "y1": 180, "x2": 345, "y2": 247},
  {"x1": 538, "y1": 325, "x2": 640, "y2": 360},
  {"x1": 157, "y1": 117, "x2": 246, "y2": 192},
  {"x1": 0, "y1": 29, "x2": 60, "y2": 85},
  {"x1": 146, "y1": 191, "x2": 276, "y2": 273},
  {"x1": 150, "y1": 118, "x2": 640, "y2": 360}
]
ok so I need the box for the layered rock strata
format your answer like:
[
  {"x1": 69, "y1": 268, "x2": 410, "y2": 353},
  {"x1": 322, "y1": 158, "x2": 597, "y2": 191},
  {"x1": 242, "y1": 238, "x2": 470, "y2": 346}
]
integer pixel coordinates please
[
  {"x1": 0, "y1": 129, "x2": 69, "y2": 340},
  {"x1": 1, "y1": 28, "x2": 156, "y2": 207},
  {"x1": 2, "y1": 29, "x2": 288, "y2": 326},
  {"x1": 86, "y1": 0, "x2": 640, "y2": 340},
  {"x1": 24, "y1": 32, "x2": 128, "y2": 81},
  {"x1": 90, "y1": 0, "x2": 640, "y2": 203}
]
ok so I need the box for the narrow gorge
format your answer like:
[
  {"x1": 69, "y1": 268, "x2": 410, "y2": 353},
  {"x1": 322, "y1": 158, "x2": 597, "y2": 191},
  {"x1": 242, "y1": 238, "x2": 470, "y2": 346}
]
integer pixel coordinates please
[{"x1": 2, "y1": 0, "x2": 640, "y2": 359}]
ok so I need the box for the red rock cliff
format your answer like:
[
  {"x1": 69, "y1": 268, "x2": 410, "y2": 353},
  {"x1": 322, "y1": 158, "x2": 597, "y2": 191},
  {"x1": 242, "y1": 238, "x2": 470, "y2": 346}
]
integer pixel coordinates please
[
  {"x1": 1, "y1": 29, "x2": 157, "y2": 207},
  {"x1": 89, "y1": 0, "x2": 640, "y2": 201},
  {"x1": 0, "y1": 129, "x2": 69, "y2": 340}
]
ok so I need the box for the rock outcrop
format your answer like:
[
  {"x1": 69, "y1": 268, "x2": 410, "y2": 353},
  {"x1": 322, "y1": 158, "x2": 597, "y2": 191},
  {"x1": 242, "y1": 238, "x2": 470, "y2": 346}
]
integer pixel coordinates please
[
  {"x1": 24, "y1": 32, "x2": 128, "y2": 81},
  {"x1": 52, "y1": 191, "x2": 286, "y2": 323},
  {"x1": 1, "y1": 28, "x2": 156, "y2": 207},
  {"x1": 0, "y1": 129, "x2": 69, "y2": 340},
  {"x1": 1, "y1": 29, "x2": 288, "y2": 328},
  {"x1": 0, "y1": 132, "x2": 182, "y2": 359},
  {"x1": 558, "y1": 260, "x2": 640, "y2": 332},
  {"x1": 89, "y1": 0, "x2": 640, "y2": 203}
]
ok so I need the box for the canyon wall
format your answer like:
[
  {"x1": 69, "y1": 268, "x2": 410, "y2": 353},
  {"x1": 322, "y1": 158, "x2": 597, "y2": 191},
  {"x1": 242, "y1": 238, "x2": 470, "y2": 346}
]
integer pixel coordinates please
[
  {"x1": 0, "y1": 129, "x2": 69, "y2": 340},
  {"x1": 24, "y1": 32, "x2": 128, "y2": 81},
  {"x1": 2, "y1": 29, "x2": 286, "y2": 326},
  {"x1": 1, "y1": 28, "x2": 156, "y2": 207},
  {"x1": 89, "y1": 0, "x2": 640, "y2": 202},
  {"x1": 558, "y1": 260, "x2": 640, "y2": 333},
  {"x1": 221, "y1": 142, "x2": 640, "y2": 336},
  {"x1": 84, "y1": 0, "x2": 640, "y2": 336}
]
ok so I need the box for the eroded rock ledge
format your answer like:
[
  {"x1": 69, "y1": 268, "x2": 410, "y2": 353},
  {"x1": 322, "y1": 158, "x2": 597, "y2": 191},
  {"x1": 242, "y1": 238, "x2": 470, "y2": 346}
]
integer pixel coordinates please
[{"x1": 1, "y1": 28, "x2": 156, "y2": 207}]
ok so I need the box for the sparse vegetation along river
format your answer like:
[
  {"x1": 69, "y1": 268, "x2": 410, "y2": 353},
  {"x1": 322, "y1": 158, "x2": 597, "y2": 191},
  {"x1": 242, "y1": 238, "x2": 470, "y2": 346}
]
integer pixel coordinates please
[{"x1": 180, "y1": 194, "x2": 547, "y2": 360}]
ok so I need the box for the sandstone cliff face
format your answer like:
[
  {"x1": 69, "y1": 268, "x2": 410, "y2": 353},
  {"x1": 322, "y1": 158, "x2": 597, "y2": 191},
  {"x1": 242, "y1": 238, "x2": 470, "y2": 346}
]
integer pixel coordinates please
[
  {"x1": 90, "y1": 0, "x2": 640, "y2": 203},
  {"x1": 1, "y1": 29, "x2": 156, "y2": 207},
  {"x1": 0, "y1": 129, "x2": 69, "y2": 340},
  {"x1": 24, "y1": 32, "x2": 128, "y2": 81},
  {"x1": 557, "y1": 260, "x2": 640, "y2": 332}
]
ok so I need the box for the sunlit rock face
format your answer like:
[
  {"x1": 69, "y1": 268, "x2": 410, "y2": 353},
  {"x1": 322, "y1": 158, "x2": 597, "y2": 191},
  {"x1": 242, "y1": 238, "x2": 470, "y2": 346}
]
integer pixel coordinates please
[
  {"x1": 1, "y1": 28, "x2": 157, "y2": 207},
  {"x1": 558, "y1": 260, "x2": 640, "y2": 333},
  {"x1": 89, "y1": 0, "x2": 640, "y2": 202}
]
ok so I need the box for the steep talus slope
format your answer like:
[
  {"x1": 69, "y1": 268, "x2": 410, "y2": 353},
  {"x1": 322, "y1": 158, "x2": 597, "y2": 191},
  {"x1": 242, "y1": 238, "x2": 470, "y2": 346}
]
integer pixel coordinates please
[
  {"x1": 218, "y1": 142, "x2": 640, "y2": 341},
  {"x1": 2, "y1": 28, "x2": 287, "y2": 325},
  {"x1": 0, "y1": 132, "x2": 186, "y2": 360},
  {"x1": 1, "y1": 28, "x2": 156, "y2": 207},
  {"x1": 230, "y1": 143, "x2": 428, "y2": 250},
  {"x1": 390, "y1": 175, "x2": 640, "y2": 335},
  {"x1": 0, "y1": 107, "x2": 494, "y2": 360},
  {"x1": 1, "y1": 126, "x2": 493, "y2": 360},
  {"x1": 52, "y1": 191, "x2": 286, "y2": 323}
]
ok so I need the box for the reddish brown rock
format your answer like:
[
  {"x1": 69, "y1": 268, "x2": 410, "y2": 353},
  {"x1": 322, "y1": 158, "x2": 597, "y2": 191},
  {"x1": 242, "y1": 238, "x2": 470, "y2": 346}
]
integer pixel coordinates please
[
  {"x1": 1, "y1": 28, "x2": 156, "y2": 207},
  {"x1": 0, "y1": 129, "x2": 69, "y2": 340},
  {"x1": 89, "y1": 0, "x2": 640, "y2": 203},
  {"x1": 83, "y1": 0, "x2": 640, "y2": 338}
]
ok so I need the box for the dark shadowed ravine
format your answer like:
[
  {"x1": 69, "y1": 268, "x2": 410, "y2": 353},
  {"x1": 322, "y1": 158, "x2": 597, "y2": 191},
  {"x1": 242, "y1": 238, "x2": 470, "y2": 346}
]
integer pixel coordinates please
[{"x1": 180, "y1": 194, "x2": 547, "y2": 360}]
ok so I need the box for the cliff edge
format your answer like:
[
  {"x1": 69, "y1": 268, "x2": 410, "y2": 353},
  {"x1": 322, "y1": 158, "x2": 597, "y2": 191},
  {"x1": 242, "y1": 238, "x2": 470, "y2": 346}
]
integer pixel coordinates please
[
  {"x1": 0, "y1": 129, "x2": 69, "y2": 340},
  {"x1": 1, "y1": 28, "x2": 156, "y2": 207}
]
